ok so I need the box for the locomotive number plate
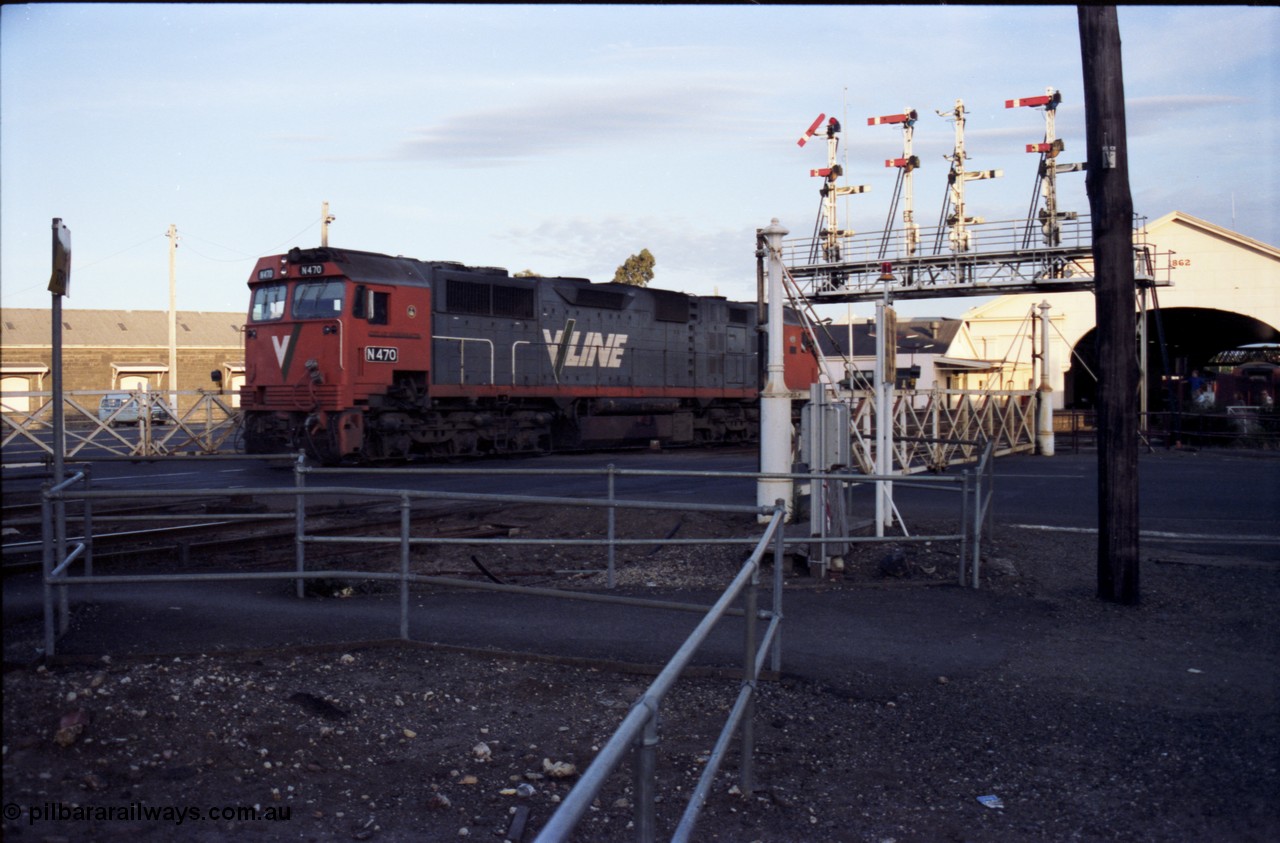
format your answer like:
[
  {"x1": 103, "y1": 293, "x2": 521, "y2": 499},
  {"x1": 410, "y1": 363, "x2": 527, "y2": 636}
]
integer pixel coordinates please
[{"x1": 365, "y1": 346, "x2": 399, "y2": 363}]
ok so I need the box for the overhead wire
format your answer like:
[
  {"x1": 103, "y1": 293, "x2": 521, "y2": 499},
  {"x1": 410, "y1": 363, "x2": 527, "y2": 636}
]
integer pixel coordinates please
[{"x1": 180, "y1": 217, "x2": 322, "y2": 264}]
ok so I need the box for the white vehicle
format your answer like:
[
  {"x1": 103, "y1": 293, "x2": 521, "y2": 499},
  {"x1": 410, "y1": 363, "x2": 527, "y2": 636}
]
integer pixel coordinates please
[{"x1": 98, "y1": 393, "x2": 169, "y2": 426}]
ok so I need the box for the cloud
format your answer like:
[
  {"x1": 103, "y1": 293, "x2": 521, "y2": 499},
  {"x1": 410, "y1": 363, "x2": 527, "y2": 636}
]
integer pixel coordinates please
[
  {"x1": 1124, "y1": 94, "x2": 1253, "y2": 136},
  {"x1": 384, "y1": 81, "x2": 752, "y2": 166}
]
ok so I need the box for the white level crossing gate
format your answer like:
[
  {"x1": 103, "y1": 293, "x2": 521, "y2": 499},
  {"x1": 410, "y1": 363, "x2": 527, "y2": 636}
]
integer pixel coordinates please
[
  {"x1": 843, "y1": 387, "x2": 1037, "y2": 475},
  {"x1": 1, "y1": 390, "x2": 240, "y2": 459}
]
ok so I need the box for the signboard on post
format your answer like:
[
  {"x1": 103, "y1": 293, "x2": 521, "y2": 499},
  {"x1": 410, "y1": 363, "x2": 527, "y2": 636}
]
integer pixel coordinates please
[{"x1": 48, "y1": 220, "x2": 72, "y2": 297}]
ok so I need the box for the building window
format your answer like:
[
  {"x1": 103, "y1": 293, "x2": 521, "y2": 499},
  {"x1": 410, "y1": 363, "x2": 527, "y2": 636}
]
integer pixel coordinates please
[
  {"x1": 223, "y1": 363, "x2": 246, "y2": 408},
  {"x1": 111, "y1": 365, "x2": 168, "y2": 393},
  {"x1": 1, "y1": 366, "x2": 48, "y2": 414}
]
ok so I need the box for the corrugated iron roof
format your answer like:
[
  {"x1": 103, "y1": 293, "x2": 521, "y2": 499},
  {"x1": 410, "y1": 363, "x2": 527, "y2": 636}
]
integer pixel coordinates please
[{"x1": 0, "y1": 308, "x2": 244, "y2": 348}]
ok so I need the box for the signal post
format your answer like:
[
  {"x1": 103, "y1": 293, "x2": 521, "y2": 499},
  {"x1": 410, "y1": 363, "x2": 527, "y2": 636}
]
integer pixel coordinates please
[{"x1": 758, "y1": 219, "x2": 793, "y2": 522}]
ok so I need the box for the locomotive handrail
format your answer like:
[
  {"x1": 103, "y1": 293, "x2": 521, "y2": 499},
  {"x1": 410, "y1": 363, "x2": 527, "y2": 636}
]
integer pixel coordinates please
[
  {"x1": 511, "y1": 339, "x2": 531, "y2": 383},
  {"x1": 435, "y1": 334, "x2": 495, "y2": 385},
  {"x1": 328, "y1": 318, "x2": 344, "y2": 370}
]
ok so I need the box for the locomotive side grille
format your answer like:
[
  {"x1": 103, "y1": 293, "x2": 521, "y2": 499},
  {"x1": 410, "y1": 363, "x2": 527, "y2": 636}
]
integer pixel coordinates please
[
  {"x1": 493, "y1": 285, "x2": 535, "y2": 318},
  {"x1": 261, "y1": 385, "x2": 340, "y2": 406},
  {"x1": 651, "y1": 289, "x2": 691, "y2": 323},
  {"x1": 576, "y1": 288, "x2": 628, "y2": 310},
  {"x1": 447, "y1": 279, "x2": 491, "y2": 315},
  {"x1": 446, "y1": 279, "x2": 536, "y2": 319}
]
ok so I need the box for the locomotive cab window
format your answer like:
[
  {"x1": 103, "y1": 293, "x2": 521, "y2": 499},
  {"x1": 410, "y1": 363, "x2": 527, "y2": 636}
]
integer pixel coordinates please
[
  {"x1": 250, "y1": 283, "x2": 287, "y2": 322},
  {"x1": 352, "y1": 286, "x2": 389, "y2": 325},
  {"x1": 292, "y1": 281, "x2": 345, "y2": 319}
]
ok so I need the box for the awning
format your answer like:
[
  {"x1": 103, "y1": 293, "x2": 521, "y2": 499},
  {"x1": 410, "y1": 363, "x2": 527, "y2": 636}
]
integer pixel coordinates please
[
  {"x1": 933, "y1": 356, "x2": 1004, "y2": 373},
  {"x1": 111, "y1": 364, "x2": 168, "y2": 374}
]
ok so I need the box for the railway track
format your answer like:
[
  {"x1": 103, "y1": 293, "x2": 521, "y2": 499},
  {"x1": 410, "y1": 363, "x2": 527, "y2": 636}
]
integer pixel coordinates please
[
  {"x1": 5, "y1": 496, "x2": 511, "y2": 564},
  {"x1": 1, "y1": 493, "x2": 631, "y2": 589}
]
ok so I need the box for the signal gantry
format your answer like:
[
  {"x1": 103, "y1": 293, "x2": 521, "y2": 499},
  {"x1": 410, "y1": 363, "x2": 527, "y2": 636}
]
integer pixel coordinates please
[{"x1": 786, "y1": 89, "x2": 1160, "y2": 302}]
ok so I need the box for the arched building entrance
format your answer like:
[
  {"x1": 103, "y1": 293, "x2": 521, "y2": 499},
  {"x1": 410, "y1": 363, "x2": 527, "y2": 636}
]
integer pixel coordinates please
[
  {"x1": 1065, "y1": 307, "x2": 1280, "y2": 410},
  {"x1": 955, "y1": 211, "x2": 1280, "y2": 411}
]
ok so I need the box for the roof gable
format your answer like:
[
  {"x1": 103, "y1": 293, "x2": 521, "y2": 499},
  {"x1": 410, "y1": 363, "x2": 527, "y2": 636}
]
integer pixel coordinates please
[{"x1": 1146, "y1": 211, "x2": 1280, "y2": 261}]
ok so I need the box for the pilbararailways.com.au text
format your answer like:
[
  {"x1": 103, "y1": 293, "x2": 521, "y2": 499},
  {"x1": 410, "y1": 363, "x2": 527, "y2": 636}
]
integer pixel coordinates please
[{"x1": 6, "y1": 801, "x2": 291, "y2": 826}]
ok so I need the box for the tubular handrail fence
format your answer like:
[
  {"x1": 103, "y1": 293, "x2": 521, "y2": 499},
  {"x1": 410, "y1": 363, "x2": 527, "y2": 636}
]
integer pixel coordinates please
[{"x1": 34, "y1": 451, "x2": 996, "y2": 841}]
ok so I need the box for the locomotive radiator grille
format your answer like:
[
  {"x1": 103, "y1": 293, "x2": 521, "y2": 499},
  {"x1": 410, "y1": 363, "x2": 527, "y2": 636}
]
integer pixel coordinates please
[{"x1": 258, "y1": 385, "x2": 341, "y2": 407}]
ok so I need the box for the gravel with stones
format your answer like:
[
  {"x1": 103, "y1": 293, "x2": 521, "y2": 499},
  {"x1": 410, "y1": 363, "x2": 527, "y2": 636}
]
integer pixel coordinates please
[{"x1": 3, "y1": 504, "x2": 1277, "y2": 842}]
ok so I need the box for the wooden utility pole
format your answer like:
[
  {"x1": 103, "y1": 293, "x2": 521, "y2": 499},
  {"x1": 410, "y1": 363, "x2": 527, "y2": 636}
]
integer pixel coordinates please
[{"x1": 1079, "y1": 6, "x2": 1140, "y2": 604}]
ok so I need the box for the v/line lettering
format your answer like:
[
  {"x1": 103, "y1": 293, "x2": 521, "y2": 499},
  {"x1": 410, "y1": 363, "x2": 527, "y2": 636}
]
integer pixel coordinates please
[{"x1": 542, "y1": 330, "x2": 629, "y2": 369}]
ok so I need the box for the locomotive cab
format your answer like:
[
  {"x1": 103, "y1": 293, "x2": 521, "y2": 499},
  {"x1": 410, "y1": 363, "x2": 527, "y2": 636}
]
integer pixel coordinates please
[{"x1": 241, "y1": 248, "x2": 431, "y2": 461}]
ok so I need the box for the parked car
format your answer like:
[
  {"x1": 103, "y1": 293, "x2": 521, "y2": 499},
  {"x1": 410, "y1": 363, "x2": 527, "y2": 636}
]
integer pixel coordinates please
[{"x1": 97, "y1": 393, "x2": 170, "y2": 426}]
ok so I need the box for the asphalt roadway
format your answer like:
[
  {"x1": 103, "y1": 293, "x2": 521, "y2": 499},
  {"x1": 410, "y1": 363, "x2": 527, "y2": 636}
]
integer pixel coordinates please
[{"x1": 3, "y1": 447, "x2": 1277, "y2": 691}]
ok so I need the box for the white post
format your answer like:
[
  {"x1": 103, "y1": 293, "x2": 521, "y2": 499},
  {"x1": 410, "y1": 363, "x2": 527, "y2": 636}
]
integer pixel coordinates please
[
  {"x1": 874, "y1": 299, "x2": 894, "y2": 533},
  {"x1": 758, "y1": 219, "x2": 792, "y2": 522},
  {"x1": 1037, "y1": 300, "x2": 1055, "y2": 456}
]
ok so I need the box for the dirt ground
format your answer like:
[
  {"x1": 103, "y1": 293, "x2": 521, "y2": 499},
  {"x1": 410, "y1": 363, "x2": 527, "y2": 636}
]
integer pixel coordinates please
[{"x1": 3, "y1": 503, "x2": 1278, "y2": 842}]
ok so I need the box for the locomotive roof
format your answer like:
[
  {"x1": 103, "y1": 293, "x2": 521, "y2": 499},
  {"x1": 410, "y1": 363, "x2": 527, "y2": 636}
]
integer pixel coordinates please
[
  {"x1": 273, "y1": 247, "x2": 759, "y2": 313},
  {"x1": 283, "y1": 246, "x2": 509, "y2": 287}
]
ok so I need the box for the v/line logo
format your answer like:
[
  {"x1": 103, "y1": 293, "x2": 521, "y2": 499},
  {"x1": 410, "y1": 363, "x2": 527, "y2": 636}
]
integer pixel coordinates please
[
  {"x1": 542, "y1": 329, "x2": 628, "y2": 369},
  {"x1": 271, "y1": 334, "x2": 291, "y2": 369},
  {"x1": 270, "y1": 325, "x2": 303, "y2": 377}
]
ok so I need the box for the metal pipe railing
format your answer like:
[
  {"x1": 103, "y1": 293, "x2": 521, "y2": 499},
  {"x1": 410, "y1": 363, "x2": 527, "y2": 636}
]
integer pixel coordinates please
[
  {"x1": 37, "y1": 451, "x2": 993, "y2": 657},
  {"x1": 37, "y1": 450, "x2": 993, "y2": 838},
  {"x1": 534, "y1": 507, "x2": 785, "y2": 842}
]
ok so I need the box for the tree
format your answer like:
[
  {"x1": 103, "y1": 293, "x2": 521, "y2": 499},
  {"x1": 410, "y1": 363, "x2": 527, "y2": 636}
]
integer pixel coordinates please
[
  {"x1": 513, "y1": 269, "x2": 542, "y2": 277},
  {"x1": 612, "y1": 249, "x2": 655, "y2": 287}
]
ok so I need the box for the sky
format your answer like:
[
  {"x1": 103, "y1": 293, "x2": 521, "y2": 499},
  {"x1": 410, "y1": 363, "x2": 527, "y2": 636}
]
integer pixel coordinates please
[{"x1": 2, "y1": 4, "x2": 1277, "y2": 323}]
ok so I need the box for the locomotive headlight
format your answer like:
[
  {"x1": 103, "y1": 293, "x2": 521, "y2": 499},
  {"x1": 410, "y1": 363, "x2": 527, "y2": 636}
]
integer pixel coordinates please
[{"x1": 304, "y1": 358, "x2": 324, "y2": 385}]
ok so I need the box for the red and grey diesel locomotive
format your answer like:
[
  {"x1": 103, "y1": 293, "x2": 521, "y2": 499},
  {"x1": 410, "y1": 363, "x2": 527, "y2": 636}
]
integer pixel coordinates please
[{"x1": 240, "y1": 246, "x2": 819, "y2": 463}]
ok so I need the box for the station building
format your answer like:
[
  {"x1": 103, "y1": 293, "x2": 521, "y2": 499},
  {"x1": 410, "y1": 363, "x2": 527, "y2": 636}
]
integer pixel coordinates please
[
  {"x1": 1, "y1": 309, "x2": 245, "y2": 414},
  {"x1": 958, "y1": 211, "x2": 1279, "y2": 410},
  {"x1": 816, "y1": 212, "x2": 1279, "y2": 410}
]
